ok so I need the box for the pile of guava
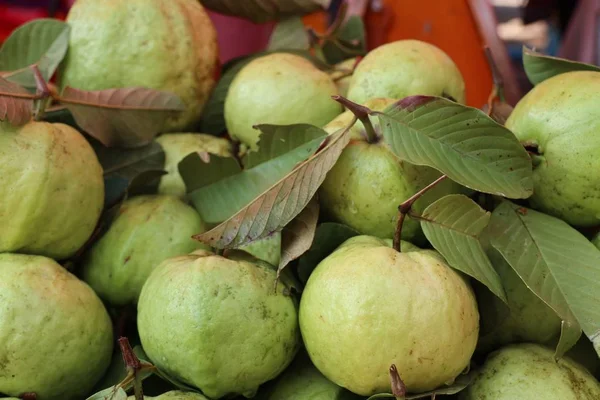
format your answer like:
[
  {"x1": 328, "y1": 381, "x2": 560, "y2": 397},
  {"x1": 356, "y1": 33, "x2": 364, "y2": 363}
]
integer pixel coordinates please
[{"x1": 0, "y1": 1, "x2": 599, "y2": 400}]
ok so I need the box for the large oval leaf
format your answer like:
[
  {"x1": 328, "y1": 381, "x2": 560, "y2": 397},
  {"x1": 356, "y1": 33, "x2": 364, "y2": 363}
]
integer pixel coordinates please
[
  {"x1": 0, "y1": 76, "x2": 33, "y2": 125},
  {"x1": 522, "y1": 47, "x2": 600, "y2": 86},
  {"x1": 267, "y1": 17, "x2": 310, "y2": 51},
  {"x1": 377, "y1": 96, "x2": 533, "y2": 199},
  {"x1": 420, "y1": 194, "x2": 507, "y2": 303},
  {"x1": 488, "y1": 201, "x2": 597, "y2": 357},
  {"x1": 200, "y1": 0, "x2": 330, "y2": 23}
]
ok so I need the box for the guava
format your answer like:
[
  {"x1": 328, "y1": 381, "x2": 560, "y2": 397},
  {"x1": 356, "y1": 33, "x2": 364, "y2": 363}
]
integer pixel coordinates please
[
  {"x1": 459, "y1": 343, "x2": 600, "y2": 400},
  {"x1": 156, "y1": 133, "x2": 232, "y2": 198},
  {"x1": 505, "y1": 71, "x2": 600, "y2": 226},
  {"x1": 127, "y1": 391, "x2": 208, "y2": 400},
  {"x1": 319, "y1": 98, "x2": 463, "y2": 243},
  {"x1": 60, "y1": 0, "x2": 218, "y2": 131},
  {"x1": 224, "y1": 53, "x2": 342, "y2": 150},
  {"x1": 137, "y1": 250, "x2": 300, "y2": 399},
  {"x1": 347, "y1": 40, "x2": 465, "y2": 105},
  {"x1": 82, "y1": 195, "x2": 209, "y2": 306},
  {"x1": 0, "y1": 254, "x2": 113, "y2": 400},
  {"x1": 0, "y1": 121, "x2": 104, "y2": 260},
  {"x1": 329, "y1": 58, "x2": 357, "y2": 98},
  {"x1": 238, "y1": 232, "x2": 282, "y2": 266},
  {"x1": 299, "y1": 235, "x2": 479, "y2": 395},
  {"x1": 259, "y1": 351, "x2": 362, "y2": 400}
]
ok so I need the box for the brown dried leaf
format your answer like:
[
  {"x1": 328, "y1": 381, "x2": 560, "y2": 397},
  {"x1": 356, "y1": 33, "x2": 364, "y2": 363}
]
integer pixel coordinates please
[
  {"x1": 0, "y1": 76, "x2": 33, "y2": 125},
  {"x1": 389, "y1": 365, "x2": 406, "y2": 399},
  {"x1": 60, "y1": 86, "x2": 185, "y2": 148},
  {"x1": 201, "y1": 0, "x2": 331, "y2": 23}
]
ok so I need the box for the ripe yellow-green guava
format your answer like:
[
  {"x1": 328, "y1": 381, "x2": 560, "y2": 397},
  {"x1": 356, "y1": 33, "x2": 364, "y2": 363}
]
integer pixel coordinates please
[
  {"x1": 60, "y1": 0, "x2": 218, "y2": 131},
  {"x1": 127, "y1": 391, "x2": 208, "y2": 400},
  {"x1": 505, "y1": 71, "x2": 600, "y2": 226},
  {"x1": 0, "y1": 121, "x2": 104, "y2": 260},
  {"x1": 137, "y1": 250, "x2": 300, "y2": 399},
  {"x1": 0, "y1": 254, "x2": 113, "y2": 400},
  {"x1": 82, "y1": 195, "x2": 208, "y2": 306},
  {"x1": 156, "y1": 133, "x2": 232, "y2": 198},
  {"x1": 224, "y1": 53, "x2": 342, "y2": 150},
  {"x1": 329, "y1": 58, "x2": 357, "y2": 98},
  {"x1": 347, "y1": 40, "x2": 465, "y2": 105},
  {"x1": 459, "y1": 343, "x2": 600, "y2": 400},
  {"x1": 299, "y1": 236, "x2": 479, "y2": 396},
  {"x1": 319, "y1": 98, "x2": 463, "y2": 242}
]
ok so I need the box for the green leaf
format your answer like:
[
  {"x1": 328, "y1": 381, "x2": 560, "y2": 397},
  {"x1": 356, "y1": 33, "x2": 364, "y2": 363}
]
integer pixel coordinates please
[
  {"x1": 322, "y1": 15, "x2": 367, "y2": 64},
  {"x1": 193, "y1": 121, "x2": 353, "y2": 249},
  {"x1": 181, "y1": 124, "x2": 327, "y2": 224},
  {"x1": 297, "y1": 222, "x2": 360, "y2": 283},
  {"x1": 378, "y1": 96, "x2": 533, "y2": 199},
  {"x1": 268, "y1": 17, "x2": 310, "y2": 51},
  {"x1": 199, "y1": 0, "x2": 330, "y2": 23},
  {"x1": 488, "y1": 202, "x2": 591, "y2": 357},
  {"x1": 85, "y1": 386, "x2": 127, "y2": 400},
  {"x1": 420, "y1": 194, "x2": 507, "y2": 303},
  {"x1": 0, "y1": 19, "x2": 70, "y2": 87},
  {"x1": 522, "y1": 47, "x2": 600, "y2": 86}
]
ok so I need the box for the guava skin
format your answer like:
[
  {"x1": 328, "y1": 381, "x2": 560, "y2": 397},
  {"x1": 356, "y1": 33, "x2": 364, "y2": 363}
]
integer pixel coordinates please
[
  {"x1": 347, "y1": 40, "x2": 466, "y2": 105},
  {"x1": 459, "y1": 343, "x2": 600, "y2": 400},
  {"x1": 60, "y1": 0, "x2": 218, "y2": 131},
  {"x1": 224, "y1": 53, "x2": 342, "y2": 150},
  {"x1": 505, "y1": 71, "x2": 600, "y2": 226},
  {"x1": 319, "y1": 98, "x2": 462, "y2": 242},
  {"x1": 0, "y1": 254, "x2": 113, "y2": 400},
  {"x1": 137, "y1": 250, "x2": 300, "y2": 399},
  {"x1": 82, "y1": 195, "x2": 209, "y2": 306},
  {"x1": 156, "y1": 133, "x2": 232, "y2": 198},
  {"x1": 329, "y1": 58, "x2": 357, "y2": 98},
  {"x1": 127, "y1": 391, "x2": 208, "y2": 399},
  {"x1": 299, "y1": 236, "x2": 479, "y2": 396},
  {"x1": 0, "y1": 121, "x2": 104, "y2": 260}
]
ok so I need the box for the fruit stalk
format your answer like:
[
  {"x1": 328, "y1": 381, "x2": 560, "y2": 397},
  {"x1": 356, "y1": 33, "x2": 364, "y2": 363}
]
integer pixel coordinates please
[
  {"x1": 119, "y1": 337, "x2": 144, "y2": 400},
  {"x1": 332, "y1": 95, "x2": 378, "y2": 143}
]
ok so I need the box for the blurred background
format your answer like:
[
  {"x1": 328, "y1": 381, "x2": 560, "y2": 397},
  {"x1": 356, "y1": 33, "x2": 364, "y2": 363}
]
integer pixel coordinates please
[{"x1": 1, "y1": 0, "x2": 597, "y2": 106}]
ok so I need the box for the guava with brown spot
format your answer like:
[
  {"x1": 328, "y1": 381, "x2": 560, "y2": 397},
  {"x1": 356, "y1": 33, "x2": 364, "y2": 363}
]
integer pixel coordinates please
[
  {"x1": 299, "y1": 236, "x2": 479, "y2": 396},
  {"x1": 0, "y1": 121, "x2": 103, "y2": 260},
  {"x1": 137, "y1": 250, "x2": 300, "y2": 399},
  {"x1": 0, "y1": 254, "x2": 113, "y2": 400},
  {"x1": 60, "y1": 0, "x2": 218, "y2": 131},
  {"x1": 459, "y1": 343, "x2": 600, "y2": 400}
]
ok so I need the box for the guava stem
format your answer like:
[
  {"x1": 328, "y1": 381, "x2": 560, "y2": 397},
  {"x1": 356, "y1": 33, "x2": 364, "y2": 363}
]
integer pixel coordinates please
[
  {"x1": 119, "y1": 337, "x2": 144, "y2": 400},
  {"x1": 389, "y1": 365, "x2": 407, "y2": 399},
  {"x1": 393, "y1": 175, "x2": 448, "y2": 252},
  {"x1": 484, "y1": 46, "x2": 505, "y2": 103},
  {"x1": 331, "y1": 95, "x2": 378, "y2": 143}
]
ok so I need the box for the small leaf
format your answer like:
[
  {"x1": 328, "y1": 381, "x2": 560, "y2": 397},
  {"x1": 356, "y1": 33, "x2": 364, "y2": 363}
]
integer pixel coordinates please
[
  {"x1": 181, "y1": 124, "x2": 327, "y2": 224},
  {"x1": 522, "y1": 47, "x2": 600, "y2": 86},
  {"x1": 193, "y1": 122, "x2": 354, "y2": 249},
  {"x1": 420, "y1": 194, "x2": 507, "y2": 303},
  {"x1": 200, "y1": 0, "x2": 331, "y2": 23},
  {"x1": 0, "y1": 19, "x2": 70, "y2": 87},
  {"x1": 488, "y1": 202, "x2": 593, "y2": 357},
  {"x1": 85, "y1": 386, "x2": 127, "y2": 400},
  {"x1": 378, "y1": 96, "x2": 533, "y2": 199},
  {"x1": 322, "y1": 16, "x2": 367, "y2": 64},
  {"x1": 278, "y1": 196, "x2": 320, "y2": 276},
  {"x1": 0, "y1": 76, "x2": 33, "y2": 125},
  {"x1": 268, "y1": 17, "x2": 310, "y2": 51},
  {"x1": 297, "y1": 222, "x2": 360, "y2": 283},
  {"x1": 60, "y1": 86, "x2": 185, "y2": 148}
]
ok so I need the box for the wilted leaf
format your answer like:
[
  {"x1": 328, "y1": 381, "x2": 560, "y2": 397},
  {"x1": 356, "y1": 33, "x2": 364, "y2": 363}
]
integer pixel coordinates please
[
  {"x1": 268, "y1": 17, "x2": 310, "y2": 51},
  {"x1": 41, "y1": 105, "x2": 78, "y2": 126},
  {"x1": 0, "y1": 76, "x2": 33, "y2": 125},
  {"x1": 420, "y1": 194, "x2": 507, "y2": 303},
  {"x1": 60, "y1": 86, "x2": 185, "y2": 148},
  {"x1": 278, "y1": 196, "x2": 320, "y2": 276},
  {"x1": 488, "y1": 202, "x2": 592, "y2": 357},
  {"x1": 193, "y1": 120, "x2": 355, "y2": 249},
  {"x1": 522, "y1": 47, "x2": 600, "y2": 86},
  {"x1": 297, "y1": 222, "x2": 360, "y2": 283},
  {"x1": 322, "y1": 15, "x2": 367, "y2": 64},
  {"x1": 85, "y1": 386, "x2": 127, "y2": 400},
  {"x1": 378, "y1": 96, "x2": 533, "y2": 199},
  {"x1": 200, "y1": 0, "x2": 331, "y2": 23},
  {"x1": 0, "y1": 19, "x2": 70, "y2": 87},
  {"x1": 181, "y1": 124, "x2": 327, "y2": 224}
]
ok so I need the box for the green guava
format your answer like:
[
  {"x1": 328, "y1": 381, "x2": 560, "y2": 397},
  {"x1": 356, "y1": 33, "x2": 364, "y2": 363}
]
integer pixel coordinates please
[
  {"x1": 82, "y1": 195, "x2": 208, "y2": 306},
  {"x1": 329, "y1": 58, "x2": 357, "y2": 98},
  {"x1": 0, "y1": 121, "x2": 104, "y2": 260},
  {"x1": 60, "y1": 0, "x2": 218, "y2": 131},
  {"x1": 127, "y1": 391, "x2": 208, "y2": 400},
  {"x1": 319, "y1": 98, "x2": 463, "y2": 242},
  {"x1": 238, "y1": 232, "x2": 282, "y2": 266},
  {"x1": 459, "y1": 343, "x2": 600, "y2": 400},
  {"x1": 156, "y1": 133, "x2": 232, "y2": 198},
  {"x1": 299, "y1": 236, "x2": 479, "y2": 395},
  {"x1": 347, "y1": 40, "x2": 466, "y2": 105},
  {"x1": 259, "y1": 351, "x2": 362, "y2": 400},
  {"x1": 137, "y1": 250, "x2": 300, "y2": 399},
  {"x1": 0, "y1": 254, "x2": 113, "y2": 400},
  {"x1": 505, "y1": 71, "x2": 600, "y2": 226},
  {"x1": 224, "y1": 53, "x2": 342, "y2": 150}
]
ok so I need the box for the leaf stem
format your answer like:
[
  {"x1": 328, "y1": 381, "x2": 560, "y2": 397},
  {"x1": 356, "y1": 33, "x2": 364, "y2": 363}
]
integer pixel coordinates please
[
  {"x1": 389, "y1": 365, "x2": 407, "y2": 400},
  {"x1": 484, "y1": 46, "x2": 505, "y2": 112},
  {"x1": 393, "y1": 175, "x2": 448, "y2": 252},
  {"x1": 331, "y1": 95, "x2": 377, "y2": 143},
  {"x1": 324, "y1": 1, "x2": 348, "y2": 39},
  {"x1": 119, "y1": 337, "x2": 144, "y2": 400}
]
